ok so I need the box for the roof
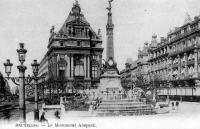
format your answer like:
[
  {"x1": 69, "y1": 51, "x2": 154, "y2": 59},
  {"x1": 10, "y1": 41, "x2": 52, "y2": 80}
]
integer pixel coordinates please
[{"x1": 59, "y1": 1, "x2": 91, "y2": 35}]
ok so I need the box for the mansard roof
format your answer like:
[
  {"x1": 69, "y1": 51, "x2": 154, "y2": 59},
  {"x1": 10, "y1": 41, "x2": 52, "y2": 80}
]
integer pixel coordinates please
[{"x1": 59, "y1": 1, "x2": 90, "y2": 34}]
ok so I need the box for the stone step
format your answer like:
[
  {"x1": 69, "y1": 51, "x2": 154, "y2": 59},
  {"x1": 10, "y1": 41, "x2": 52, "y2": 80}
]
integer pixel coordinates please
[
  {"x1": 96, "y1": 107, "x2": 153, "y2": 111},
  {"x1": 100, "y1": 101, "x2": 144, "y2": 104},
  {"x1": 95, "y1": 109, "x2": 155, "y2": 116},
  {"x1": 96, "y1": 108, "x2": 153, "y2": 112},
  {"x1": 100, "y1": 99, "x2": 141, "y2": 102},
  {"x1": 97, "y1": 107, "x2": 151, "y2": 109},
  {"x1": 98, "y1": 103, "x2": 151, "y2": 107},
  {"x1": 99, "y1": 103, "x2": 145, "y2": 106}
]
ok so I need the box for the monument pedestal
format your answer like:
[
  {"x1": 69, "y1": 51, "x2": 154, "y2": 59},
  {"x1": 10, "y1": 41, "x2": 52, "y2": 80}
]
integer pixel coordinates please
[
  {"x1": 97, "y1": 58, "x2": 123, "y2": 99},
  {"x1": 98, "y1": 69, "x2": 122, "y2": 92}
]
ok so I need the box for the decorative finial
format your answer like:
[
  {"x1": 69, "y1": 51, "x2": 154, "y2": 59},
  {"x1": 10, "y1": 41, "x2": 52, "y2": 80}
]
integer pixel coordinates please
[
  {"x1": 184, "y1": 12, "x2": 192, "y2": 24},
  {"x1": 50, "y1": 26, "x2": 54, "y2": 34},
  {"x1": 98, "y1": 29, "x2": 101, "y2": 35},
  {"x1": 106, "y1": 0, "x2": 113, "y2": 13},
  {"x1": 152, "y1": 33, "x2": 157, "y2": 39},
  {"x1": 144, "y1": 41, "x2": 148, "y2": 46},
  {"x1": 75, "y1": 0, "x2": 79, "y2": 5}
]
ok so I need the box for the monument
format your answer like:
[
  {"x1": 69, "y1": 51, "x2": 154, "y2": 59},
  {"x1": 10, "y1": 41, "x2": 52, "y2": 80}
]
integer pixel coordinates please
[
  {"x1": 98, "y1": 0, "x2": 123, "y2": 94},
  {"x1": 93, "y1": 0, "x2": 155, "y2": 116}
]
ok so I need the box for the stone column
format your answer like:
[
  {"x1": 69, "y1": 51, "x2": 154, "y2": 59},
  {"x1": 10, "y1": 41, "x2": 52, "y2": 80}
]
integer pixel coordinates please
[
  {"x1": 71, "y1": 55, "x2": 74, "y2": 79},
  {"x1": 57, "y1": 54, "x2": 59, "y2": 77},
  {"x1": 194, "y1": 49, "x2": 198, "y2": 77},
  {"x1": 65, "y1": 54, "x2": 70, "y2": 78},
  {"x1": 17, "y1": 65, "x2": 27, "y2": 122},
  {"x1": 169, "y1": 57, "x2": 173, "y2": 80},
  {"x1": 99, "y1": 55, "x2": 102, "y2": 76},
  {"x1": 184, "y1": 53, "x2": 188, "y2": 77},
  {"x1": 84, "y1": 55, "x2": 87, "y2": 78},
  {"x1": 87, "y1": 55, "x2": 90, "y2": 79},
  {"x1": 178, "y1": 55, "x2": 181, "y2": 79}
]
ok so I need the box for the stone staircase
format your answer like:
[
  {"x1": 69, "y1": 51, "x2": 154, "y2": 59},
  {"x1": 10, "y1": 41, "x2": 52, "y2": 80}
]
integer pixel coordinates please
[{"x1": 94, "y1": 99, "x2": 156, "y2": 116}]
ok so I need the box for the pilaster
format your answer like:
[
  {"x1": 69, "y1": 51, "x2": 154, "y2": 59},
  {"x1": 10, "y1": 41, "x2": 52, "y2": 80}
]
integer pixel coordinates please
[
  {"x1": 71, "y1": 55, "x2": 74, "y2": 79},
  {"x1": 84, "y1": 55, "x2": 87, "y2": 78},
  {"x1": 184, "y1": 53, "x2": 188, "y2": 78},
  {"x1": 65, "y1": 54, "x2": 70, "y2": 78},
  {"x1": 87, "y1": 55, "x2": 90, "y2": 79},
  {"x1": 194, "y1": 49, "x2": 198, "y2": 77},
  {"x1": 178, "y1": 55, "x2": 181, "y2": 79}
]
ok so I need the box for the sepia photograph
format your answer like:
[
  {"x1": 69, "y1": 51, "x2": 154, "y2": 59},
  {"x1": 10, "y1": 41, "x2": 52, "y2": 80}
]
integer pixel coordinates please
[{"x1": 0, "y1": 0, "x2": 200, "y2": 129}]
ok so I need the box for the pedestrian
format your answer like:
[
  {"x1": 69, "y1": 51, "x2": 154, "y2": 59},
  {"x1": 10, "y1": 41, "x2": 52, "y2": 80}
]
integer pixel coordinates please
[
  {"x1": 54, "y1": 110, "x2": 60, "y2": 119},
  {"x1": 40, "y1": 112, "x2": 48, "y2": 123},
  {"x1": 171, "y1": 102, "x2": 175, "y2": 110},
  {"x1": 176, "y1": 101, "x2": 179, "y2": 111}
]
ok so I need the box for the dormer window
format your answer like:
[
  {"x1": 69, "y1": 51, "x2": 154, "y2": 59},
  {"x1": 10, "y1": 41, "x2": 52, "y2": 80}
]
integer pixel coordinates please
[
  {"x1": 77, "y1": 41, "x2": 81, "y2": 46},
  {"x1": 60, "y1": 54, "x2": 65, "y2": 60},
  {"x1": 68, "y1": 26, "x2": 72, "y2": 35},
  {"x1": 60, "y1": 41, "x2": 64, "y2": 46}
]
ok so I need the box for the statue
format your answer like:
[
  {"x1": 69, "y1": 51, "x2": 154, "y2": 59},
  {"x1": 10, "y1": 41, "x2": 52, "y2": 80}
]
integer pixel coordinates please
[
  {"x1": 75, "y1": 0, "x2": 79, "y2": 5},
  {"x1": 106, "y1": 0, "x2": 113, "y2": 13},
  {"x1": 98, "y1": 29, "x2": 101, "y2": 35},
  {"x1": 50, "y1": 26, "x2": 54, "y2": 34}
]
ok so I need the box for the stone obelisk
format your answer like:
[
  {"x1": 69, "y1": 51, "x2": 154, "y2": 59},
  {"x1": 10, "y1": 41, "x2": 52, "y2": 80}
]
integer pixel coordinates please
[{"x1": 106, "y1": 0, "x2": 114, "y2": 61}]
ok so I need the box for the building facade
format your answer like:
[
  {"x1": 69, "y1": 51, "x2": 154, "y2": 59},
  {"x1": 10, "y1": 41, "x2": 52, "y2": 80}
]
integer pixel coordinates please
[
  {"x1": 38, "y1": 1, "x2": 103, "y2": 97},
  {"x1": 137, "y1": 42, "x2": 150, "y2": 90},
  {"x1": 120, "y1": 58, "x2": 137, "y2": 90},
  {"x1": 121, "y1": 13, "x2": 200, "y2": 100}
]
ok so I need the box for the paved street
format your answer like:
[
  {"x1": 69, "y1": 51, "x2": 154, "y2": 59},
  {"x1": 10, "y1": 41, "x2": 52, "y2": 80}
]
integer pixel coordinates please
[
  {"x1": 0, "y1": 102, "x2": 42, "y2": 121},
  {"x1": 22, "y1": 102, "x2": 200, "y2": 129}
]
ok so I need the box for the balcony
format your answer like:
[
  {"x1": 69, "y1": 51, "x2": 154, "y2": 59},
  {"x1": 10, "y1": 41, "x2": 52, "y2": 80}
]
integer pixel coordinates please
[
  {"x1": 187, "y1": 59, "x2": 195, "y2": 66},
  {"x1": 169, "y1": 44, "x2": 196, "y2": 57},
  {"x1": 181, "y1": 61, "x2": 186, "y2": 67},
  {"x1": 169, "y1": 27, "x2": 200, "y2": 45},
  {"x1": 172, "y1": 63, "x2": 179, "y2": 68},
  {"x1": 148, "y1": 53, "x2": 168, "y2": 62}
]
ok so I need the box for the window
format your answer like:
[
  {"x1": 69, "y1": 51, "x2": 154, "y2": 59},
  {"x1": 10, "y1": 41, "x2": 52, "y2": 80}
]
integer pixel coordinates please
[
  {"x1": 92, "y1": 66, "x2": 98, "y2": 78},
  {"x1": 60, "y1": 41, "x2": 64, "y2": 46},
  {"x1": 60, "y1": 54, "x2": 65, "y2": 60},
  {"x1": 74, "y1": 55, "x2": 84, "y2": 76},
  {"x1": 92, "y1": 55, "x2": 99, "y2": 61},
  {"x1": 77, "y1": 41, "x2": 81, "y2": 46},
  {"x1": 68, "y1": 26, "x2": 72, "y2": 35},
  {"x1": 59, "y1": 70, "x2": 65, "y2": 79}
]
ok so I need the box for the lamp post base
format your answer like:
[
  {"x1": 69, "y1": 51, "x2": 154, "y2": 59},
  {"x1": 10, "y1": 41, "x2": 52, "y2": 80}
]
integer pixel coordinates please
[{"x1": 34, "y1": 109, "x2": 39, "y2": 121}]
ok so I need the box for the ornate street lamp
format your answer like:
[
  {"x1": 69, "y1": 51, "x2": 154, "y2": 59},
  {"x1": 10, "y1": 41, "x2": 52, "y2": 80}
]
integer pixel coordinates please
[
  {"x1": 17, "y1": 43, "x2": 27, "y2": 64},
  {"x1": 31, "y1": 60, "x2": 39, "y2": 76},
  {"x1": 3, "y1": 43, "x2": 46, "y2": 122},
  {"x1": 3, "y1": 43, "x2": 28, "y2": 122},
  {"x1": 31, "y1": 59, "x2": 40, "y2": 121},
  {"x1": 4, "y1": 59, "x2": 13, "y2": 78}
]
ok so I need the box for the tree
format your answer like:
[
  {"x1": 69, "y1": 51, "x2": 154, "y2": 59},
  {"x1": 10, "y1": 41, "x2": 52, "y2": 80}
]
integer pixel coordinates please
[
  {"x1": 0, "y1": 72, "x2": 12, "y2": 98},
  {"x1": 149, "y1": 75, "x2": 160, "y2": 101},
  {"x1": 0, "y1": 72, "x2": 6, "y2": 98},
  {"x1": 133, "y1": 74, "x2": 148, "y2": 91}
]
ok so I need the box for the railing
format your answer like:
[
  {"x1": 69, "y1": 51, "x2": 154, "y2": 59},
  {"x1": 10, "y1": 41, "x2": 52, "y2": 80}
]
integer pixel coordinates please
[{"x1": 169, "y1": 27, "x2": 200, "y2": 45}]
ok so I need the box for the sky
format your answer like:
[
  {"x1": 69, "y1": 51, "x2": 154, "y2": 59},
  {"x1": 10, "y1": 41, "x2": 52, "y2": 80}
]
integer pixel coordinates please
[{"x1": 0, "y1": 0, "x2": 200, "y2": 77}]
